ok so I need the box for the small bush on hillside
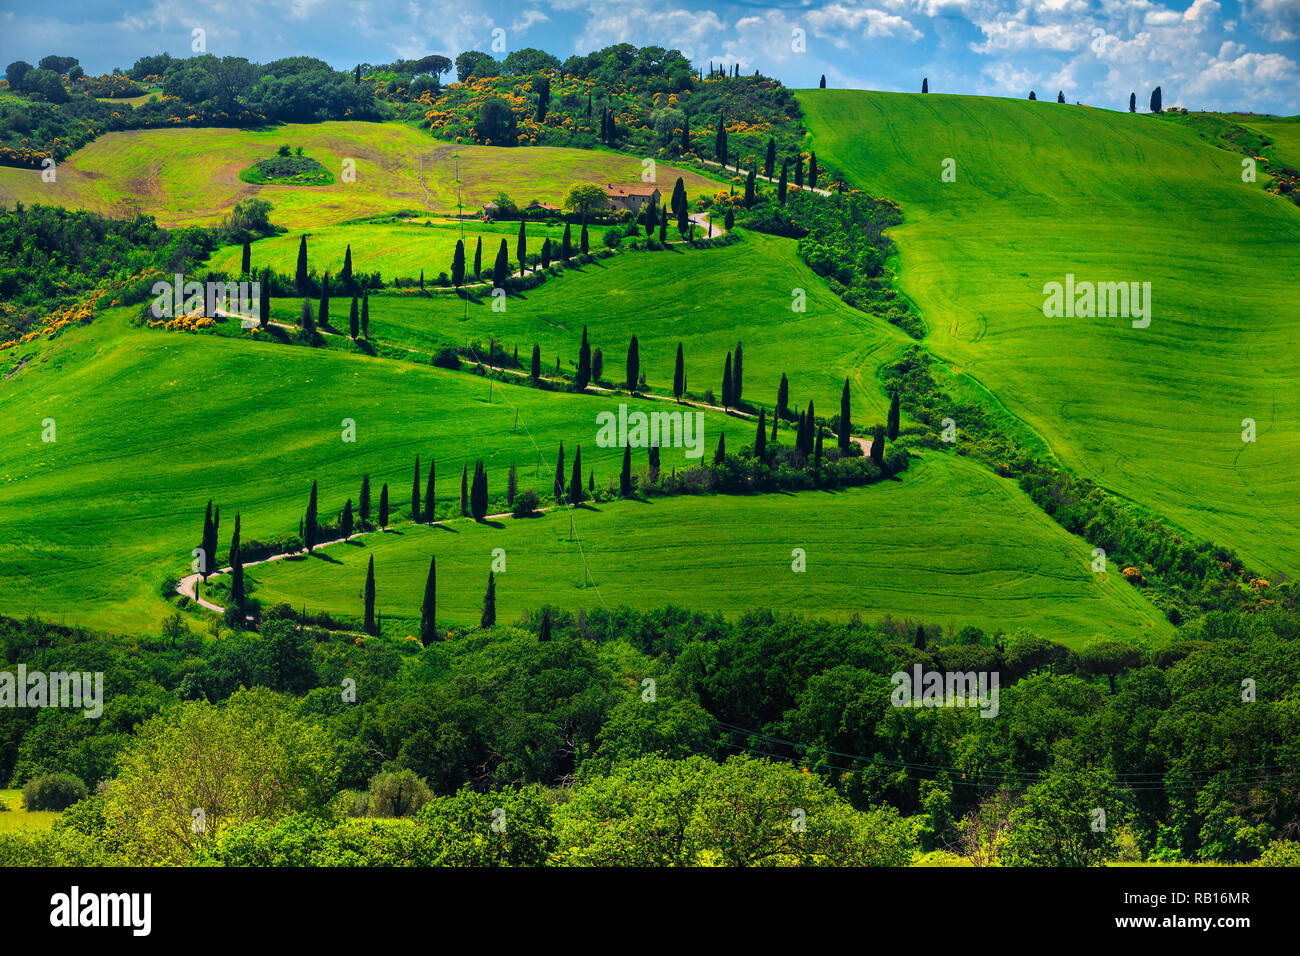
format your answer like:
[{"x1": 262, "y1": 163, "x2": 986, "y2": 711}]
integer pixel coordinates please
[
  {"x1": 367, "y1": 769, "x2": 433, "y2": 818},
  {"x1": 512, "y1": 489, "x2": 541, "y2": 517},
  {"x1": 22, "y1": 772, "x2": 88, "y2": 811}
]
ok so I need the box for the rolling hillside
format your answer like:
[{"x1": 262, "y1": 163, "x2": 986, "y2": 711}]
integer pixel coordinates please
[
  {"x1": 245, "y1": 453, "x2": 1171, "y2": 647},
  {"x1": 800, "y1": 90, "x2": 1300, "y2": 576},
  {"x1": 0, "y1": 121, "x2": 722, "y2": 230}
]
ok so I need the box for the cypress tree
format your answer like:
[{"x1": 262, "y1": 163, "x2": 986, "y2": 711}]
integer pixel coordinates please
[
  {"x1": 838, "y1": 378, "x2": 852, "y2": 453},
  {"x1": 777, "y1": 373, "x2": 789, "y2": 423},
  {"x1": 561, "y1": 223, "x2": 572, "y2": 262},
  {"x1": 569, "y1": 445, "x2": 584, "y2": 504},
  {"x1": 1129, "y1": 92, "x2": 1136, "y2": 113},
  {"x1": 473, "y1": 236, "x2": 482, "y2": 281},
  {"x1": 451, "y1": 239, "x2": 466, "y2": 288},
  {"x1": 648, "y1": 443, "x2": 661, "y2": 482},
  {"x1": 733, "y1": 342, "x2": 744, "y2": 401},
  {"x1": 580, "y1": 222, "x2": 589, "y2": 255},
  {"x1": 922, "y1": 77, "x2": 929, "y2": 94},
  {"x1": 349, "y1": 296, "x2": 359, "y2": 338},
  {"x1": 354, "y1": 64, "x2": 361, "y2": 85},
  {"x1": 493, "y1": 238, "x2": 509, "y2": 288},
  {"x1": 200, "y1": 500, "x2": 214, "y2": 579},
  {"x1": 658, "y1": 215, "x2": 668, "y2": 243},
  {"x1": 1057, "y1": 90, "x2": 1065, "y2": 103},
  {"x1": 814, "y1": 426, "x2": 824, "y2": 468},
  {"x1": 673, "y1": 342, "x2": 685, "y2": 400},
  {"x1": 359, "y1": 474, "x2": 371, "y2": 526},
  {"x1": 295, "y1": 234, "x2": 308, "y2": 293},
  {"x1": 420, "y1": 556, "x2": 437, "y2": 644},
  {"x1": 258, "y1": 270, "x2": 270, "y2": 328},
  {"x1": 241, "y1": 239, "x2": 251, "y2": 276},
  {"x1": 1029, "y1": 91, "x2": 1036, "y2": 101},
  {"x1": 714, "y1": 431, "x2": 726, "y2": 465},
  {"x1": 379, "y1": 483, "x2": 389, "y2": 529},
  {"x1": 531, "y1": 344, "x2": 542, "y2": 382},
  {"x1": 771, "y1": 403, "x2": 778, "y2": 442},
  {"x1": 714, "y1": 113, "x2": 727, "y2": 166},
  {"x1": 888, "y1": 391, "x2": 901, "y2": 440},
  {"x1": 420, "y1": 269, "x2": 424, "y2": 291},
  {"x1": 299, "y1": 299, "x2": 315, "y2": 335},
  {"x1": 471, "y1": 460, "x2": 487, "y2": 519},
  {"x1": 364, "y1": 555, "x2": 376, "y2": 634},
  {"x1": 341, "y1": 498, "x2": 354, "y2": 540},
  {"x1": 645, "y1": 201, "x2": 657, "y2": 236},
  {"x1": 460, "y1": 464, "x2": 469, "y2": 516},
  {"x1": 554, "y1": 442, "x2": 565, "y2": 503},
  {"x1": 620, "y1": 444, "x2": 633, "y2": 497},
  {"x1": 516, "y1": 220, "x2": 526, "y2": 275},
  {"x1": 577, "y1": 325, "x2": 591, "y2": 389},
  {"x1": 229, "y1": 512, "x2": 244, "y2": 611},
  {"x1": 809, "y1": 153, "x2": 818, "y2": 190},
  {"x1": 755, "y1": 407, "x2": 767, "y2": 459},
  {"x1": 626, "y1": 335, "x2": 640, "y2": 391},
  {"x1": 412, "y1": 454, "x2": 421, "y2": 520},
  {"x1": 539, "y1": 607, "x2": 552, "y2": 641},
  {"x1": 1150, "y1": 86, "x2": 1162, "y2": 112},
  {"x1": 764, "y1": 138, "x2": 776, "y2": 179},
  {"x1": 804, "y1": 400, "x2": 816, "y2": 454},
  {"x1": 423, "y1": 460, "x2": 436, "y2": 522},
  {"x1": 677, "y1": 201, "x2": 688, "y2": 237},
  {"x1": 722, "y1": 352, "x2": 733, "y2": 407},
  {"x1": 680, "y1": 113, "x2": 690, "y2": 152},
  {"x1": 361, "y1": 293, "x2": 370, "y2": 338},
  {"x1": 744, "y1": 167, "x2": 756, "y2": 207},
  {"x1": 541, "y1": 238, "x2": 552, "y2": 269},
  {"x1": 671, "y1": 177, "x2": 686, "y2": 217},
  {"x1": 507, "y1": 463, "x2": 517, "y2": 505},
  {"x1": 871, "y1": 425, "x2": 885, "y2": 469},
  {"x1": 915, "y1": 623, "x2": 926, "y2": 650},
  {"x1": 341, "y1": 244, "x2": 353, "y2": 290},
  {"x1": 305, "y1": 480, "x2": 318, "y2": 552},
  {"x1": 795, "y1": 155, "x2": 804, "y2": 188},
  {"x1": 777, "y1": 162, "x2": 788, "y2": 204},
  {"x1": 213, "y1": 505, "x2": 219, "y2": 565},
  {"x1": 724, "y1": 207, "x2": 734, "y2": 230},
  {"x1": 481, "y1": 570, "x2": 496, "y2": 628},
  {"x1": 592, "y1": 347, "x2": 603, "y2": 383},
  {"x1": 318, "y1": 272, "x2": 330, "y2": 328},
  {"x1": 819, "y1": 75, "x2": 826, "y2": 89}
]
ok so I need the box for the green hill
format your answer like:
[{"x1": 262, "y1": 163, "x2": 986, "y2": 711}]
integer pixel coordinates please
[
  {"x1": 0, "y1": 122, "x2": 722, "y2": 230},
  {"x1": 244, "y1": 453, "x2": 1171, "y2": 647},
  {"x1": 799, "y1": 90, "x2": 1300, "y2": 576},
  {"x1": 0, "y1": 311, "x2": 735, "y2": 632}
]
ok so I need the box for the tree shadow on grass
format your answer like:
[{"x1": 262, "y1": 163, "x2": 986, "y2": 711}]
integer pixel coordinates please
[{"x1": 309, "y1": 550, "x2": 343, "y2": 564}]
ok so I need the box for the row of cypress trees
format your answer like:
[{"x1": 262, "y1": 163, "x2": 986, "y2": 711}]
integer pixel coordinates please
[{"x1": 361, "y1": 554, "x2": 498, "y2": 640}]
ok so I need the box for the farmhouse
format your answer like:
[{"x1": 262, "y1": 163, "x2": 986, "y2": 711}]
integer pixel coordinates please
[{"x1": 601, "y1": 183, "x2": 661, "y2": 213}]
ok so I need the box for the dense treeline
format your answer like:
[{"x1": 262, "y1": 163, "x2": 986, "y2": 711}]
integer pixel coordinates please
[
  {"x1": 0, "y1": 200, "x2": 276, "y2": 342},
  {"x1": 0, "y1": 605, "x2": 1297, "y2": 866},
  {"x1": 1, "y1": 53, "x2": 379, "y2": 166}
]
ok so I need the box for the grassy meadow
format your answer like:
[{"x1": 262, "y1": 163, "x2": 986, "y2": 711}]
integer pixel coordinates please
[
  {"x1": 799, "y1": 90, "x2": 1300, "y2": 576},
  {"x1": 205, "y1": 217, "x2": 610, "y2": 283},
  {"x1": 0, "y1": 121, "x2": 722, "y2": 230},
  {"x1": 0, "y1": 310, "x2": 740, "y2": 633},
  {"x1": 344, "y1": 232, "x2": 911, "y2": 423},
  {"x1": 245, "y1": 453, "x2": 1172, "y2": 647}
]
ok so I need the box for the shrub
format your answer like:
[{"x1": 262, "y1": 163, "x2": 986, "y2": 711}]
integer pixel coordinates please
[
  {"x1": 432, "y1": 346, "x2": 461, "y2": 370},
  {"x1": 367, "y1": 769, "x2": 433, "y2": 818},
  {"x1": 512, "y1": 488, "x2": 541, "y2": 517},
  {"x1": 22, "y1": 772, "x2": 89, "y2": 811}
]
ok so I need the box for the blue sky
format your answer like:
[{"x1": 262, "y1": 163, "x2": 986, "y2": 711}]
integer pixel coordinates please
[{"x1": 2, "y1": 0, "x2": 1297, "y2": 113}]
